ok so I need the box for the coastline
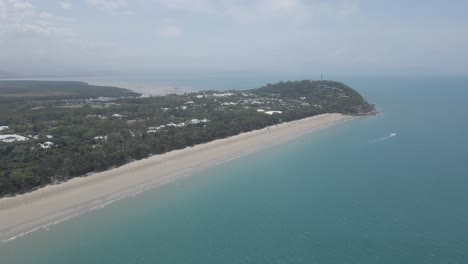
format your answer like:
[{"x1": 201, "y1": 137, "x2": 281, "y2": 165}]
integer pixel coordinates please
[
  {"x1": 0, "y1": 113, "x2": 356, "y2": 243},
  {"x1": 87, "y1": 81, "x2": 193, "y2": 96}
]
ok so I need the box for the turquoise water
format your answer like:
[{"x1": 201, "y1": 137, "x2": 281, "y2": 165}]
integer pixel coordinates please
[{"x1": 1, "y1": 76, "x2": 468, "y2": 263}]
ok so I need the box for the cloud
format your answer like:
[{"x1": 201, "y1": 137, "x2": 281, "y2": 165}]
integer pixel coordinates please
[
  {"x1": 63, "y1": 38, "x2": 123, "y2": 53},
  {"x1": 153, "y1": 0, "x2": 217, "y2": 14},
  {"x1": 124, "y1": 10, "x2": 136, "y2": 15},
  {"x1": 0, "y1": 0, "x2": 35, "y2": 23},
  {"x1": 39, "y1": 11, "x2": 74, "y2": 22},
  {"x1": 163, "y1": 18, "x2": 176, "y2": 22},
  {"x1": 15, "y1": 23, "x2": 75, "y2": 37},
  {"x1": 0, "y1": 0, "x2": 8, "y2": 19},
  {"x1": 152, "y1": 0, "x2": 355, "y2": 26},
  {"x1": 336, "y1": 0, "x2": 360, "y2": 18},
  {"x1": 261, "y1": 0, "x2": 301, "y2": 13},
  {"x1": 87, "y1": 0, "x2": 127, "y2": 10},
  {"x1": 12, "y1": 1, "x2": 32, "y2": 10},
  {"x1": 0, "y1": 0, "x2": 74, "y2": 38},
  {"x1": 59, "y1": 1, "x2": 72, "y2": 9},
  {"x1": 222, "y1": 0, "x2": 360, "y2": 25},
  {"x1": 221, "y1": 0, "x2": 308, "y2": 24},
  {"x1": 7, "y1": 0, "x2": 34, "y2": 18},
  {"x1": 158, "y1": 24, "x2": 184, "y2": 38},
  {"x1": 55, "y1": 16, "x2": 75, "y2": 22},
  {"x1": 1, "y1": 0, "x2": 466, "y2": 76},
  {"x1": 39, "y1": 11, "x2": 53, "y2": 19}
]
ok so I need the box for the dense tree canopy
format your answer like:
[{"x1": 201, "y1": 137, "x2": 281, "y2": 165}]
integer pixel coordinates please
[{"x1": 0, "y1": 80, "x2": 374, "y2": 196}]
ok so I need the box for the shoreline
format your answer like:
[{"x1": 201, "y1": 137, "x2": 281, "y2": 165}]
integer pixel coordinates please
[
  {"x1": 87, "y1": 81, "x2": 193, "y2": 96},
  {"x1": 0, "y1": 113, "x2": 356, "y2": 243}
]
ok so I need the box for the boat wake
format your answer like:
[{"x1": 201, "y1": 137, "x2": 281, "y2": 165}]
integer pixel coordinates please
[{"x1": 372, "y1": 133, "x2": 397, "y2": 144}]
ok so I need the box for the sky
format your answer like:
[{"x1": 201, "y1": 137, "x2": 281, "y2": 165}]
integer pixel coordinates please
[{"x1": 0, "y1": 0, "x2": 467, "y2": 77}]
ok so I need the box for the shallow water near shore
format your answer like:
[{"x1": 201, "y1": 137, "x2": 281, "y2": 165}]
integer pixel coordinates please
[{"x1": 1, "y1": 75, "x2": 468, "y2": 263}]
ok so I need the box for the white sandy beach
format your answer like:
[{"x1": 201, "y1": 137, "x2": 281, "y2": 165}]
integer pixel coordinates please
[{"x1": 0, "y1": 113, "x2": 355, "y2": 243}]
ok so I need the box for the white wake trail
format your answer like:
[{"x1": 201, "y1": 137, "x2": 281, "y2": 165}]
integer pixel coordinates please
[{"x1": 372, "y1": 133, "x2": 397, "y2": 144}]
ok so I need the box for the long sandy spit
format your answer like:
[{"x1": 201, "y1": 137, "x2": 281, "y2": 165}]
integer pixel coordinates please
[{"x1": 0, "y1": 113, "x2": 355, "y2": 243}]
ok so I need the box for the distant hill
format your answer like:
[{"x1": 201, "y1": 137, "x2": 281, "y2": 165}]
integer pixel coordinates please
[{"x1": 252, "y1": 80, "x2": 375, "y2": 115}]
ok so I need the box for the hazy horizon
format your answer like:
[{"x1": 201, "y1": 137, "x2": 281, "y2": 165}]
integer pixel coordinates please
[{"x1": 1, "y1": 0, "x2": 467, "y2": 77}]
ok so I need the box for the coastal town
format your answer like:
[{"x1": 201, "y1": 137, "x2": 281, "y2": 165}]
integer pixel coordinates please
[{"x1": 0, "y1": 80, "x2": 374, "y2": 196}]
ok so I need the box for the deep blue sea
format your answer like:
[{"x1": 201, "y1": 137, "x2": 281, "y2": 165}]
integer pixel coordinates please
[{"x1": 1, "y1": 75, "x2": 468, "y2": 263}]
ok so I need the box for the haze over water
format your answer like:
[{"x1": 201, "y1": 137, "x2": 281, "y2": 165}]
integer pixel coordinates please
[{"x1": 1, "y1": 75, "x2": 468, "y2": 263}]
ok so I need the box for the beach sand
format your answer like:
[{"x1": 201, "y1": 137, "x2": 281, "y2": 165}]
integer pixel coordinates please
[{"x1": 0, "y1": 113, "x2": 355, "y2": 243}]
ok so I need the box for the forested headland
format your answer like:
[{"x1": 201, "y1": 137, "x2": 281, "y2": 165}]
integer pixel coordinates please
[{"x1": 0, "y1": 80, "x2": 375, "y2": 196}]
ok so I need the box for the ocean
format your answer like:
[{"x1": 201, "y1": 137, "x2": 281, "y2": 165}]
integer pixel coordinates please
[{"x1": 1, "y1": 75, "x2": 468, "y2": 263}]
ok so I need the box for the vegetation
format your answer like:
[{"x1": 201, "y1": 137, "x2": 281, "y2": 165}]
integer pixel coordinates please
[
  {"x1": 0, "y1": 81, "x2": 139, "y2": 99},
  {"x1": 0, "y1": 80, "x2": 374, "y2": 196}
]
